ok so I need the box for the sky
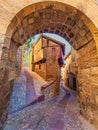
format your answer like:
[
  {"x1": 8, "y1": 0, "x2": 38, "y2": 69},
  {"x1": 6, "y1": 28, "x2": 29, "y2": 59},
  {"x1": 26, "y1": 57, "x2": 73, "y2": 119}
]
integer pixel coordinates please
[{"x1": 30, "y1": 33, "x2": 71, "y2": 56}]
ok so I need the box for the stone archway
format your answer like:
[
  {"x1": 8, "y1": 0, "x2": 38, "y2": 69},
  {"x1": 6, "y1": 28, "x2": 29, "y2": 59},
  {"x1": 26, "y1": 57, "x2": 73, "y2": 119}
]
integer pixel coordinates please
[{"x1": 0, "y1": 1, "x2": 98, "y2": 128}]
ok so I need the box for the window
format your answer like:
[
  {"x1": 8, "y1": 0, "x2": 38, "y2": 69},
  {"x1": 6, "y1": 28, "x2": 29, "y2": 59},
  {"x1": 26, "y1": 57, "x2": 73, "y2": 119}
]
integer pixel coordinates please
[
  {"x1": 47, "y1": 40, "x2": 49, "y2": 46},
  {"x1": 52, "y1": 47, "x2": 55, "y2": 51},
  {"x1": 39, "y1": 64, "x2": 41, "y2": 69}
]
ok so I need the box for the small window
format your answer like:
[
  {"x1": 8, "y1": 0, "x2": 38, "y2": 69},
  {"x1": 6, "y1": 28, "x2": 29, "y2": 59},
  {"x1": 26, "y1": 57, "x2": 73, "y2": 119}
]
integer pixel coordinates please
[
  {"x1": 47, "y1": 40, "x2": 49, "y2": 46},
  {"x1": 39, "y1": 64, "x2": 41, "y2": 69},
  {"x1": 52, "y1": 47, "x2": 55, "y2": 51}
]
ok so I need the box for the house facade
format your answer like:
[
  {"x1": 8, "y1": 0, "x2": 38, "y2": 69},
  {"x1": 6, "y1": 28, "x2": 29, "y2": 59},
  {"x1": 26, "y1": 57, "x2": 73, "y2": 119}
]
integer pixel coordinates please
[
  {"x1": 64, "y1": 47, "x2": 77, "y2": 90},
  {"x1": 32, "y1": 35, "x2": 65, "y2": 81}
]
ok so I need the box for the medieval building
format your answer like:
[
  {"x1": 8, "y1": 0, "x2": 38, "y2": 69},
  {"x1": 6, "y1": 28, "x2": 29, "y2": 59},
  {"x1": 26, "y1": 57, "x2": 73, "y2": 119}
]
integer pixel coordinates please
[
  {"x1": 64, "y1": 49, "x2": 77, "y2": 90},
  {"x1": 32, "y1": 35, "x2": 65, "y2": 81},
  {"x1": 0, "y1": 1, "x2": 98, "y2": 129}
]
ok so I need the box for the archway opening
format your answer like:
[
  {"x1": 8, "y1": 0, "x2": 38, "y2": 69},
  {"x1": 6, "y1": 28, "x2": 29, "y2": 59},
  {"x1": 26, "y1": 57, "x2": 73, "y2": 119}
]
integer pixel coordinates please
[
  {"x1": 0, "y1": 1, "x2": 98, "y2": 128},
  {"x1": 22, "y1": 33, "x2": 71, "y2": 70},
  {"x1": 8, "y1": 33, "x2": 72, "y2": 113}
]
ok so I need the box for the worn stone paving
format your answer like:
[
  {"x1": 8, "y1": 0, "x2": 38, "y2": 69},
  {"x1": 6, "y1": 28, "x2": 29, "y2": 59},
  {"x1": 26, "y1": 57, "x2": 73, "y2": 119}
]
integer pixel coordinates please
[
  {"x1": 8, "y1": 69, "x2": 27, "y2": 113},
  {"x1": 3, "y1": 85, "x2": 96, "y2": 130},
  {"x1": 24, "y1": 68, "x2": 47, "y2": 98},
  {"x1": 7, "y1": 67, "x2": 96, "y2": 130},
  {"x1": 24, "y1": 69, "x2": 37, "y2": 105},
  {"x1": 8, "y1": 67, "x2": 47, "y2": 114}
]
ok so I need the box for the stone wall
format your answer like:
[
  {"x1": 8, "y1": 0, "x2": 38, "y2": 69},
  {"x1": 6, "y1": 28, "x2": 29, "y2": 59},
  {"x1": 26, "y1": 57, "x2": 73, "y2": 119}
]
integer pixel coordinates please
[
  {"x1": 16, "y1": 46, "x2": 22, "y2": 75},
  {"x1": 77, "y1": 39, "x2": 98, "y2": 127},
  {"x1": 45, "y1": 45, "x2": 61, "y2": 81},
  {"x1": 0, "y1": 44, "x2": 3, "y2": 61},
  {"x1": 64, "y1": 48, "x2": 77, "y2": 90},
  {"x1": 0, "y1": 80, "x2": 14, "y2": 129},
  {"x1": 33, "y1": 36, "x2": 62, "y2": 81},
  {"x1": 0, "y1": 1, "x2": 98, "y2": 128},
  {"x1": 33, "y1": 37, "x2": 61, "y2": 100},
  {"x1": 33, "y1": 37, "x2": 43, "y2": 63},
  {"x1": 0, "y1": 42, "x2": 18, "y2": 128},
  {"x1": 34, "y1": 63, "x2": 46, "y2": 79},
  {"x1": 42, "y1": 78, "x2": 59, "y2": 100},
  {"x1": 64, "y1": 39, "x2": 98, "y2": 128}
]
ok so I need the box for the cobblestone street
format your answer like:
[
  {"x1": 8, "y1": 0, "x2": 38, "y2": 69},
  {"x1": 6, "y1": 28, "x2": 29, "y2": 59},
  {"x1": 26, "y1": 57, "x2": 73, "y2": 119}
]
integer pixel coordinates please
[
  {"x1": 8, "y1": 67, "x2": 47, "y2": 113},
  {"x1": 3, "y1": 68, "x2": 96, "y2": 130},
  {"x1": 0, "y1": 1, "x2": 98, "y2": 129}
]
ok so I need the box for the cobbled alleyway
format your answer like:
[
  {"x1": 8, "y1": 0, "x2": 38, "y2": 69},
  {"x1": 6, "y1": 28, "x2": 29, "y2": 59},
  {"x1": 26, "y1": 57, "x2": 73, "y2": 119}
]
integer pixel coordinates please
[
  {"x1": 3, "y1": 68, "x2": 96, "y2": 130},
  {"x1": 8, "y1": 67, "x2": 47, "y2": 113}
]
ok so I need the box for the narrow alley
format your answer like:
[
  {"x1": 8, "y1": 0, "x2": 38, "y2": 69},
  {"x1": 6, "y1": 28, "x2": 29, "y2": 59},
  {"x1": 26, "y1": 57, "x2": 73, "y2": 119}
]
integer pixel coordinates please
[
  {"x1": 3, "y1": 68, "x2": 96, "y2": 130},
  {"x1": 0, "y1": 1, "x2": 98, "y2": 129}
]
